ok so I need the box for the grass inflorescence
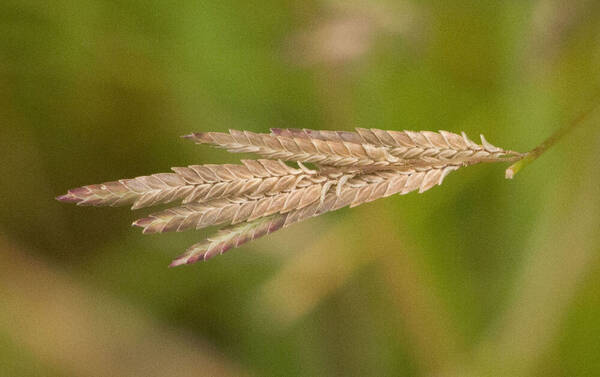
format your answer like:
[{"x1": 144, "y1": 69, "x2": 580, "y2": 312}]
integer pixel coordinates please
[{"x1": 57, "y1": 128, "x2": 523, "y2": 266}]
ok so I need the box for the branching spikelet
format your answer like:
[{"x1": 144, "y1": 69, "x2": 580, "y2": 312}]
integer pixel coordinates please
[
  {"x1": 172, "y1": 166, "x2": 457, "y2": 264},
  {"x1": 271, "y1": 128, "x2": 523, "y2": 167},
  {"x1": 57, "y1": 128, "x2": 522, "y2": 267},
  {"x1": 132, "y1": 183, "x2": 325, "y2": 234},
  {"x1": 183, "y1": 130, "x2": 401, "y2": 167},
  {"x1": 170, "y1": 214, "x2": 288, "y2": 266},
  {"x1": 56, "y1": 159, "x2": 322, "y2": 210}
]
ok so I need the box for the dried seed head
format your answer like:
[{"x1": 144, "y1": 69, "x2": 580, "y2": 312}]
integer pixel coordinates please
[{"x1": 57, "y1": 127, "x2": 522, "y2": 266}]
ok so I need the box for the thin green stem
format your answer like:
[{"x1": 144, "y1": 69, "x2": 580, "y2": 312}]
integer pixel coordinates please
[{"x1": 505, "y1": 96, "x2": 600, "y2": 179}]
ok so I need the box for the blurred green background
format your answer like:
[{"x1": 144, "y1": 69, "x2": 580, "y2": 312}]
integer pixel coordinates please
[{"x1": 1, "y1": 0, "x2": 600, "y2": 376}]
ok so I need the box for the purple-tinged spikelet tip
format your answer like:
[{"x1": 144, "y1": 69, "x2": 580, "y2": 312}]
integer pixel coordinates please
[
  {"x1": 55, "y1": 193, "x2": 82, "y2": 204},
  {"x1": 132, "y1": 217, "x2": 153, "y2": 228},
  {"x1": 168, "y1": 258, "x2": 187, "y2": 268}
]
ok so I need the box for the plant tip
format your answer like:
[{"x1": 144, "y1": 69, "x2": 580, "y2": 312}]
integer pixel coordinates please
[
  {"x1": 168, "y1": 259, "x2": 186, "y2": 268},
  {"x1": 55, "y1": 194, "x2": 79, "y2": 203}
]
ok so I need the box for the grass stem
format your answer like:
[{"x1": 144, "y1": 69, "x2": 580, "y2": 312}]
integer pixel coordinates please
[{"x1": 506, "y1": 95, "x2": 600, "y2": 179}]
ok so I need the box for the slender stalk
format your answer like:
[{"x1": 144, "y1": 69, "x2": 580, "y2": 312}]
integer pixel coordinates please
[{"x1": 506, "y1": 96, "x2": 600, "y2": 179}]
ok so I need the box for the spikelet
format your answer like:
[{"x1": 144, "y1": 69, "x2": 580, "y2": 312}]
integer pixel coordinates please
[
  {"x1": 56, "y1": 159, "x2": 325, "y2": 210},
  {"x1": 57, "y1": 128, "x2": 522, "y2": 267},
  {"x1": 171, "y1": 166, "x2": 457, "y2": 265},
  {"x1": 183, "y1": 130, "x2": 401, "y2": 167},
  {"x1": 132, "y1": 183, "x2": 325, "y2": 234},
  {"x1": 271, "y1": 128, "x2": 522, "y2": 167},
  {"x1": 170, "y1": 214, "x2": 289, "y2": 266}
]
